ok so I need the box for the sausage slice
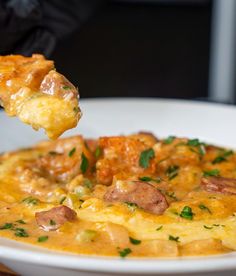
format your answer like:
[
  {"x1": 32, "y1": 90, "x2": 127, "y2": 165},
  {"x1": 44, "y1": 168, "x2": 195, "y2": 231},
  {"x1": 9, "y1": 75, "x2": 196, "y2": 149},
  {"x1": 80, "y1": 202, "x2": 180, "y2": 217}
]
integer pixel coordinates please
[
  {"x1": 104, "y1": 180, "x2": 168, "y2": 215},
  {"x1": 35, "y1": 205, "x2": 77, "y2": 231},
  {"x1": 201, "y1": 176, "x2": 236, "y2": 195}
]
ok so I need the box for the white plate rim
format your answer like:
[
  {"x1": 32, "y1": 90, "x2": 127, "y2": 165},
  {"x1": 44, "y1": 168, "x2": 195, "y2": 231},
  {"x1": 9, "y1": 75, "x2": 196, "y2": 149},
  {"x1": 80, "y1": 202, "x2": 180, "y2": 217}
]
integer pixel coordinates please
[{"x1": 1, "y1": 97, "x2": 236, "y2": 274}]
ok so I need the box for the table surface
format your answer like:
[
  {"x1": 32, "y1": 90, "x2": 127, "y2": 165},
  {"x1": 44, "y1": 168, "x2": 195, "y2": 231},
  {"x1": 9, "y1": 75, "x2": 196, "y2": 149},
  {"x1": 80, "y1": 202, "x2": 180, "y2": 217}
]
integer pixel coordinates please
[{"x1": 0, "y1": 264, "x2": 16, "y2": 275}]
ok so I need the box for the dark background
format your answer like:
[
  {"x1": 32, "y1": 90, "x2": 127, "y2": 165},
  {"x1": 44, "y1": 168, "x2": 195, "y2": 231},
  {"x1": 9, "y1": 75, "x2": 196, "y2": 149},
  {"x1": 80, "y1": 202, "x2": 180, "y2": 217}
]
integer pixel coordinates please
[{"x1": 51, "y1": 1, "x2": 212, "y2": 99}]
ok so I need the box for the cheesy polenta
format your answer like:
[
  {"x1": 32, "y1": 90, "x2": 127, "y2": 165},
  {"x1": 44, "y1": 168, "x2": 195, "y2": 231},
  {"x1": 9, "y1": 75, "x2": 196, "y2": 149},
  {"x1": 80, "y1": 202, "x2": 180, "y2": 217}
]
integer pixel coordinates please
[
  {"x1": 0, "y1": 54, "x2": 81, "y2": 139},
  {"x1": 0, "y1": 133, "x2": 236, "y2": 258}
]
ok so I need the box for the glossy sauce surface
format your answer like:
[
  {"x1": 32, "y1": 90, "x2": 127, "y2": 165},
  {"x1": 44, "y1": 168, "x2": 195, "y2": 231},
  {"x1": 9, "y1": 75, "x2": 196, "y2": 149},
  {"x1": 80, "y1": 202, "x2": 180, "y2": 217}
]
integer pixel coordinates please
[{"x1": 0, "y1": 133, "x2": 236, "y2": 258}]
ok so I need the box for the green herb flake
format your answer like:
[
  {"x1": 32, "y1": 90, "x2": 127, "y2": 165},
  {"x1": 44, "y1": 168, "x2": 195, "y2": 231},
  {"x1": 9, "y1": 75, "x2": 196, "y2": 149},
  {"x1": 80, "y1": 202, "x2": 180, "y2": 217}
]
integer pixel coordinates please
[
  {"x1": 59, "y1": 196, "x2": 66, "y2": 204},
  {"x1": 129, "y1": 237, "x2": 141, "y2": 245},
  {"x1": 68, "y1": 147, "x2": 76, "y2": 157},
  {"x1": 84, "y1": 179, "x2": 93, "y2": 189},
  {"x1": 95, "y1": 147, "x2": 102, "y2": 158},
  {"x1": 204, "y1": 225, "x2": 213, "y2": 230},
  {"x1": 198, "y1": 144, "x2": 206, "y2": 156},
  {"x1": 139, "y1": 176, "x2": 162, "y2": 183},
  {"x1": 16, "y1": 220, "x2": 26, "y2": 224},
  {"x1": 212, "y1": 156, "x2": 226, "y2": 164},
  {"x1": 0, "y1": 223, "x2": 14, "y2": 230},
  {"x1": 125, "y1": 202, "x2": 138, "y2": 212},
  {"x1": 50, "y1": 219, "x2": 56, "y2": 226},
  {"x1": 180, "y1": 206, "x2": 194, "y2": 220},
  {"x1": 14, "y1": 228, "x2": 29, "y2": 237},
  {"x1": 212, "y1": 150, "x2": 233, "y2": 164},
  {"x1": 139, "y1": 148, "x2": 155, "y2": 168},
  {"x1": 22, "y1": 196, "x2": 39, "y2": 205},
  {"x1": 163, "y1": 136, "x2": 176, "y2": 144},
  {"x1": 119, "y1": 248, "x2": 132, "y2": 258},
  {"x1": 187, "y1": 139, "x2": 201, "y2": 146},
  {"x1": 169, "y1": 235, "x2": 180, "y2": 242},
  {"x1": 73, "y1": 106, "x2": 79, "y2": 113},
  {"x1": 187, "y1": 139, "x2": 206, "y2": 156},
  {"x1": 156, "y1": 226, "x2": 163, "y2": 231},
  {"x1": 166, "y1": 165, "x2": 179, "y2": 180},
  {"x1": 139, "y1": 176, "x2": 152, "y2": 182},
  {"x1": 198, "y1": 204, "x2": 212, "y2": 214},
  {"x1": 80, "y1": 153, "x2": 89, "y2": 173},
  {"x1": 62, "y1": 85, "x2": 71, "y2": 90},
  {"x1": 203, "y1": 169, "x2": 220, "y2": 177},
  {"x1": 38, "y1": 236, "x2": 49, "y2": 242}
]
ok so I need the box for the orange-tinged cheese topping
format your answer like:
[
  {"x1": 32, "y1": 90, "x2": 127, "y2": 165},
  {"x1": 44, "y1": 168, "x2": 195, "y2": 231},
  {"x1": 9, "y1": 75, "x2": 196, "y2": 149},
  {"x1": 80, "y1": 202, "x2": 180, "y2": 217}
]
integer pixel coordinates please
[
  {"x1": 0, "y1": 133, "x2": 236, "y2": 258},
  {"x1": 0, "y1": 54, "x2": 81, "y2": 139}
]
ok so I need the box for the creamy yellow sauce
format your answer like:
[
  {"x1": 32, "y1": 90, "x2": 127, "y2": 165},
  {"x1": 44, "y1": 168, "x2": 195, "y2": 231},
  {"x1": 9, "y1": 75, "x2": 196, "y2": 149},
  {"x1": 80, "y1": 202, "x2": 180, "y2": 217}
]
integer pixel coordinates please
[{"x1": 0, "y1": 134, "x2": 236, "y2": 258}]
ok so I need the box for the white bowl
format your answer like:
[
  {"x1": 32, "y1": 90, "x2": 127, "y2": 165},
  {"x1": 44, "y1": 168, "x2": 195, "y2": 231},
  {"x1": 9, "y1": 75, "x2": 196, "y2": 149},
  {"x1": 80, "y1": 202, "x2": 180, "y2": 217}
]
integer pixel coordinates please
[{"x1": 1, "y1": 98, "x2": 236, "y2": 276}]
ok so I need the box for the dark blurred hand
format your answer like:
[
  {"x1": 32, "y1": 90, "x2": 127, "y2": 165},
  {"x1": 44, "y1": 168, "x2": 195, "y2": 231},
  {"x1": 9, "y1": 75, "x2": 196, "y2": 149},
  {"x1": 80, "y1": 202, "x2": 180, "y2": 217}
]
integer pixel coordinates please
[{"x1": 0, "y1": 0, "x2": 103, "y2": 57}]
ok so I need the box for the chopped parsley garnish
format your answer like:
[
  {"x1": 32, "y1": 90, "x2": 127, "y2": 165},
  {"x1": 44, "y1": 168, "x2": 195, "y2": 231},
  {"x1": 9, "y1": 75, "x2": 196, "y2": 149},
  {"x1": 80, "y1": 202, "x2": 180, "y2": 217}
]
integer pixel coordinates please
[
  {"x1": 163, "y1": 136, "x2": 176, "y2": 144},
  {"x1": 83, "y1": 179, "x2": 93, "y2": 189},
  {"x1": 187, "y1": 138, "x2": 206, "y2": 156},
  {"x1": 95, "y1": 147, "x2": 102, "y2": 158},
  {"x1": 0, "y1": 222, "x2": 29, "y2": 237},
  {"x1": 59, "y1": 196, "x2": 66, "y2": 204},
  {"x1": 187, "y1": 139, "x2": 202, "y2": 147},
  {"x1": 204, "y1": 224, "x2": 225, "y2": 229},
  {"x1": 139, "y1": 176, "x2": 162, "y2": 183},
  {"x1": 73, "y1": 106, "x2": 79, "y2": 112},
  {"x1": 62, "y1": 85, "x2": 71, "y2": 90},
  {"x1": 139, "y1": 176, "x2": 152, "y2": 182},
  {"x1": 139, "y1": 148, "x2": 155, "y2": 168},
  {"x1": 68, "y1": 147, "x2": 76, "y2": 157},
  {"x1": 16, "y1": 220, "x2": 26, "y2": 224},
  {"x1": 14, "y1": 228, "x2": 29, "y2": 237},
  {"x1": 204, "y1": 225, "x2": 213, "y2": 230},
  {"x1": 80, "y1": 153, "x2": 89, "y2": 173},
  {"x1": 0, "y1": 223, "x2": 14, "y2": 230},
  {"x1": 212, "y1": 156, "x2": 226, "y2": 164},
  {"x1": 169, "y1": 235, "x2": 180, "y2": 242},
  {"x1": 22, "y1": 196, "x2": 39, "y2": 205},
  {"x1": 125, "y1": 202, "x2": 138, "y2": 212},
  {"x1": 198, "y1": 204, "x2": 212, "y2": 214},
  {"x1": 156, "y1": 226, "x2": 163, "y2": 231},
  {"x1": 198, "y1": 145, "x2": 206, "y2": 156},
  {"x1": 166, "y1": 165, "x2": 179, "y2": 180},
  {"x1": 119, "y1": 248, "x2": 132, "y2": 258},
  {"x1": 212, "y1": 150, "x2": 233, "y2": 164},
  {"x1": 38, "y1": 236, "x2": 49, "y2": 242},
  {"x1": 129, "y1": 237, "x2": 141, "y2": 245},
  {"x1": 203, "y1": 169, "x2": 220, "y2": 177},
  {"x1": 50, "y1": 219, "x2": 56, "y2": 226},
  {"x1": 180, "y1": 206, "x2": 194, "y2": 220}
]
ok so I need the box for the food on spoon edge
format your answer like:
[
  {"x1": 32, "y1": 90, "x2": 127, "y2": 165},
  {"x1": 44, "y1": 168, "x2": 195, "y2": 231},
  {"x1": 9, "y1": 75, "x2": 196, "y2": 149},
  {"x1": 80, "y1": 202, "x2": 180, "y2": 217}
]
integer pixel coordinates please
[{"x1": 0, "y1": 54, "x2": 81, "y2": 139}]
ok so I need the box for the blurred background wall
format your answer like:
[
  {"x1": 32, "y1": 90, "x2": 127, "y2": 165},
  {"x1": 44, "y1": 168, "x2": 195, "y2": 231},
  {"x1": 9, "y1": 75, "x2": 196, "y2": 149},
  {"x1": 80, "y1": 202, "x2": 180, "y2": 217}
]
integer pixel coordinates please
[
  {"x1": 51, "y1": 0, "x2": 212, "y2": 100},
  {"x1": 1, "y1": 0, "x2": 236, "y2": 103}
]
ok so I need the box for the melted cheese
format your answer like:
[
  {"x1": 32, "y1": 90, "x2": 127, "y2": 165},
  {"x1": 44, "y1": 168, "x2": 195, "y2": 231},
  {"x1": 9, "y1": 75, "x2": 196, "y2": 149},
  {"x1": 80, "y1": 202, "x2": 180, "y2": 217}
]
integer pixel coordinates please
[
  {"x1": 0, "y1": 134, "x2": 236, "y2": 257},
  {"x1": 0, "y1": 54, "x2": 81, "y2": 139}
]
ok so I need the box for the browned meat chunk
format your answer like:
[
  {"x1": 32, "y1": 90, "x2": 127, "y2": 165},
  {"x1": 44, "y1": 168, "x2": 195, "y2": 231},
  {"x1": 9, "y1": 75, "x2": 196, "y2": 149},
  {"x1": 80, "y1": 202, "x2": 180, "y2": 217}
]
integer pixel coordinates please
[
  {"x1": 35, "y1": 205, "x2": 77, "y2": 231},
  {"x1": 40, "y1": 70, "x2": 78, "y2": 100},
  {"x1": 104, "y1": 180, "x2": 168, "y2": 215},
  {"x1": 201, "y1": 176, "x2": 236, "y2": 195}
]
